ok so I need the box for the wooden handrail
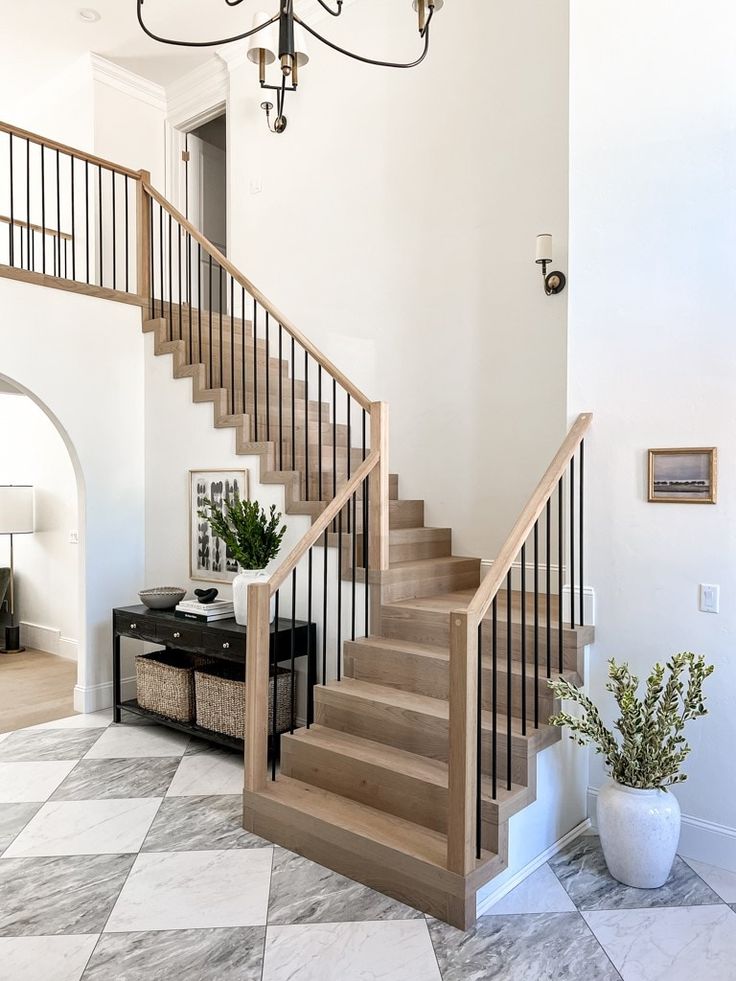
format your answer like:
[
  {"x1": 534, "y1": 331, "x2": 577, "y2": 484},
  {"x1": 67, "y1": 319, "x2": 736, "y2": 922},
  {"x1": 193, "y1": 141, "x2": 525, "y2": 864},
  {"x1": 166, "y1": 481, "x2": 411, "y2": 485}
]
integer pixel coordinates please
[
  {"x1": 463, "y1": 413, "x2": 593, "y2": 622},
  {"x1": 0, "y1": 120, "x2": 141, "y2": 179},
  {"x1": 268, "y1": 449, "x2": 380, "y2": 594},
  {"x1": 0, "y1": 214, "x2": 72, "y2": 241},
  {"x1": 141, "y1": 179, "x2": 373, "y2": 411}
]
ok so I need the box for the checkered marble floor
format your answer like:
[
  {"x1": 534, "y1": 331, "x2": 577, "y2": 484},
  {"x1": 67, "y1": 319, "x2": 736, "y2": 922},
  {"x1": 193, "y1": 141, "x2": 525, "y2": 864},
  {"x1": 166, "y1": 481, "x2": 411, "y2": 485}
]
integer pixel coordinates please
[{"x1": 2, "y1": 712, "x2": 736, "y2": 980}]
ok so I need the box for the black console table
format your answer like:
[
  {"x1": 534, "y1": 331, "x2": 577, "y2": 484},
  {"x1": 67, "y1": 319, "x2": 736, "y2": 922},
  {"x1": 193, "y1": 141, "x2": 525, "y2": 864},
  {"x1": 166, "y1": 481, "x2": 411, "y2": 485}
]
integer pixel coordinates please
[{"x1": 112, "y1": 605, "x2": 317, "y2": 751}]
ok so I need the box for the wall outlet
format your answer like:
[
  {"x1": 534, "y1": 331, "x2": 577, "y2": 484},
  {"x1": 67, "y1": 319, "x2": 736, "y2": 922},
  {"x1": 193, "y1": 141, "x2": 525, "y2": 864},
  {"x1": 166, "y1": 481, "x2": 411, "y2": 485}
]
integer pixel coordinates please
[
  {"x1": 699, "y1": 583, "x2": 719, "y2": 614},
  {"x1": 249, "y1": 177, "x2": 263, "y2": 195},
  {"x1": 69, "y1": 530, "x2": 79, "y2": 545}
]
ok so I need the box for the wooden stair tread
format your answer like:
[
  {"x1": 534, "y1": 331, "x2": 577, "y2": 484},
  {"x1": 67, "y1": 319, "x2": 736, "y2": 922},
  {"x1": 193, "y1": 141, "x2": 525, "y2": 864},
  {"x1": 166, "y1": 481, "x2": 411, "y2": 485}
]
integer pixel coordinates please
[
  {"x1": 387, "y1": 556, "x2": 479, "y2": 573},
  {"x1": 255, "y1": 774, "x2": 451, "y2": 869},
  {"x1": 348, "y1": 635, "x2": 449, "y2": 660},
  {"x1": 385, "y1": 590, "x2": 476, "y2": 613}
]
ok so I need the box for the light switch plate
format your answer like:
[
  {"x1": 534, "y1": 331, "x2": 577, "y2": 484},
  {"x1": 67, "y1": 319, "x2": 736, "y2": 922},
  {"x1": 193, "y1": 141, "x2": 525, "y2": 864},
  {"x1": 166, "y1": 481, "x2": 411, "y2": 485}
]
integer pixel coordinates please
[{"x1": 699, "y1": 583, "x2": 719, "y2": 614}]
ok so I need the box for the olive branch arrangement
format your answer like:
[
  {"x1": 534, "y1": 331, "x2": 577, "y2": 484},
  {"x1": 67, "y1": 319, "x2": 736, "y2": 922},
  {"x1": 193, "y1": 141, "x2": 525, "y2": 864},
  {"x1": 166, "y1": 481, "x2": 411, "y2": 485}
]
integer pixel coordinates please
[
  {"x1": 548, "y1": 653, "x2": 714, "y2": 790},
  {"x1": 198, "y1": 498, "x2": 286, "y2": 571}
]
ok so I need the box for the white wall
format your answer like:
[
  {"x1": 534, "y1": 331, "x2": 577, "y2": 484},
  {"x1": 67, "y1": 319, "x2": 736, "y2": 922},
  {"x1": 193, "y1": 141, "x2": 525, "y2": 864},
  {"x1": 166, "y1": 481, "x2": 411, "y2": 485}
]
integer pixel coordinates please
[
  {"x1": 569, "y1": 0, "x2": 736, "y2": 866},
  {"x1": 0, "y1": 391, "x2": 79, "y2": 659},
  {"x1": 0, "y1": 278, "x2": 145, "y2": 711},
  {"x1": 225, "y1": 0, "x2": 570, "y2": 560}
]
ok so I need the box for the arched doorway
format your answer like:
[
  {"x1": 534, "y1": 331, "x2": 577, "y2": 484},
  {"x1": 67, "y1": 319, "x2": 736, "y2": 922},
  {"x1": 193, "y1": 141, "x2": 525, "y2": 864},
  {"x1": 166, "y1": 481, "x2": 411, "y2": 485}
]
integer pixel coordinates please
[{"x1": 0, "y1": 373, "x2": 86, "y2": 730}]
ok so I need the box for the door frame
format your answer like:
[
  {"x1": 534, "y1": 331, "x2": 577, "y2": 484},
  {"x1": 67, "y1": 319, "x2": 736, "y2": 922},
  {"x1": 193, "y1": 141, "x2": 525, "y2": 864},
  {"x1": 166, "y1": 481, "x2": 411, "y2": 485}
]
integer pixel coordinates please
[{"x1": 164, "y1": 55, "x2": 230, "y2": 255}]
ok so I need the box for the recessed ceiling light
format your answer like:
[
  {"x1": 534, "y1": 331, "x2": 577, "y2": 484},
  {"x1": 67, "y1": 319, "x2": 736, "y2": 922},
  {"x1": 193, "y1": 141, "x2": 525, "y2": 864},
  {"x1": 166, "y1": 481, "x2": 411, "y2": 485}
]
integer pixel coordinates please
[{"x1": 78, "y1": 8, "x2": 101, "y2": 22}]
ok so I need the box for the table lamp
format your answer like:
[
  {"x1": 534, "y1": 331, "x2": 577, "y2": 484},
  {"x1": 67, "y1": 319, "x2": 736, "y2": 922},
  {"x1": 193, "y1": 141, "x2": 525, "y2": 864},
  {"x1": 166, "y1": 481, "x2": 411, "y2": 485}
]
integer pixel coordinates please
[{"x1": 0, "y1": 485, "x2": 35, "y2": 654}]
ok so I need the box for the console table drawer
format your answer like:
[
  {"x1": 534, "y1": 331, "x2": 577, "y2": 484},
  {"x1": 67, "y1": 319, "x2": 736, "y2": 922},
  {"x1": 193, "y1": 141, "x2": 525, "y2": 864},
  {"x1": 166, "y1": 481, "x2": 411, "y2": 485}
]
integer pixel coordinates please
[
  {"x1": 157, "y1": 621, "x2": 203, "y2": 650},
  {"x1": 206, "y1": 631, "x2": 246, "y2": 658},
  {"x1": 114, "y1": 611, "x2": 158, "y2": 643}
]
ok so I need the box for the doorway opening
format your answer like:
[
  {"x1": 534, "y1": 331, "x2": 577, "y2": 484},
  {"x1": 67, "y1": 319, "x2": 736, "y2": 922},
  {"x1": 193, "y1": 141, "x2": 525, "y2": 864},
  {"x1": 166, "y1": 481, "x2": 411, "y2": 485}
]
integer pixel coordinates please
[
  {"x1": 0, "y1": 378, "x2": 81, "y2": 732},
  {"x1": 185, "y1": 112, "x2": 228, "y2": 313}
]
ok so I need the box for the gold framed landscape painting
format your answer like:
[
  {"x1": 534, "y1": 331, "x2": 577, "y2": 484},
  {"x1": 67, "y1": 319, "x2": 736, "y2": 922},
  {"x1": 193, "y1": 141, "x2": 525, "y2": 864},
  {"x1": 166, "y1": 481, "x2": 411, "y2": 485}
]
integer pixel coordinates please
[
  {"x1": 190, "y1": 469, "x2": 248, "y2": 582},
  {"x1": 648, "y1": 448, "x2": 717, "y2": 504}
]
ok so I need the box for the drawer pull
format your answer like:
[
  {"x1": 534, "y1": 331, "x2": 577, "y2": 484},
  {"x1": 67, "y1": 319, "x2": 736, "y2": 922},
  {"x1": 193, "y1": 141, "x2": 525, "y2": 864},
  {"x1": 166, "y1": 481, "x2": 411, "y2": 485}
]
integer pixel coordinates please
[
  {"x1": 173, "y1": 631, "x2": 181, "y2": 639},
  {"x1": 222, "y1": 642, "x2": 230, "y2": 650},
  {"x1": 130, "y1": 623, "x2": 137, "y2": 630}
]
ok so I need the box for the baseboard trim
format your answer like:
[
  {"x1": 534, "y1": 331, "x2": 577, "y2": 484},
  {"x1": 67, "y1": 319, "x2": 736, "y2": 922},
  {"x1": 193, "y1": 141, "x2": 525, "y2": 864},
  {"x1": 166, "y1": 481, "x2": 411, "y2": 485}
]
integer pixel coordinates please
[
  {"x1": 74, "y1": 676, "x2": 136, "y2": 714},
  {"x1": 475, "y1": 818, "x2": 591, "y2": 916},
  {"x1": 20, "y1": 622, "x2": 79, "y2": 662},
  {"x1": 587, "y1": 786, "x2": 736, "y2": 873}
]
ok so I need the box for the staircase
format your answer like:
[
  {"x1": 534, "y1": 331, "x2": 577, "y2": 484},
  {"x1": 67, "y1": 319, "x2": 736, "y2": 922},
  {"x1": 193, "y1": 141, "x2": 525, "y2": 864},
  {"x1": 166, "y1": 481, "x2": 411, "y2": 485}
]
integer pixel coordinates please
[{"x1": 0, "y1": 120, "x2": 594, "y2": 930}]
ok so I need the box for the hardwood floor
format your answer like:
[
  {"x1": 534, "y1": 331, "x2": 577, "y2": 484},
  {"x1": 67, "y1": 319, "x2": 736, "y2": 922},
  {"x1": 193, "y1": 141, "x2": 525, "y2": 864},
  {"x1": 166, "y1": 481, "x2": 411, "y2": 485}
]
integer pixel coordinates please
[{"x1": 0, "y1": 649, "x2": 77, "y2": 732}]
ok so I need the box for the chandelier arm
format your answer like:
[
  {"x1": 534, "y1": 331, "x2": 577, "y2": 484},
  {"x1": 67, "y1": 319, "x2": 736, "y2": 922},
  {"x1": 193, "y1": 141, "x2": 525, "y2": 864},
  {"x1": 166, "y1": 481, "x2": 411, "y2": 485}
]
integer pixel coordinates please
[
  {"x1": 316, "y1": 0, "x2": 344, "y2": 15},
  {"x1": 223, "y1": 0, "x2": 248, "y2": 5},
  {"x1": 136, "y1": 0, "x2": 278, "y2": 48},
  {"x1": 293, "y1": 15, "x2": 431, "y2": 69}
]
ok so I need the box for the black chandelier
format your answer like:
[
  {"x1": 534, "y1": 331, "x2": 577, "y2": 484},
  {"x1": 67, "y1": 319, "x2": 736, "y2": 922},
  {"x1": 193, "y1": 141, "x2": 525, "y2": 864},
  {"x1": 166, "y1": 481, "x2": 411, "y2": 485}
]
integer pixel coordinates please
[{"x1": 137, "y1": 0, "x2": 442, "y2": 133}]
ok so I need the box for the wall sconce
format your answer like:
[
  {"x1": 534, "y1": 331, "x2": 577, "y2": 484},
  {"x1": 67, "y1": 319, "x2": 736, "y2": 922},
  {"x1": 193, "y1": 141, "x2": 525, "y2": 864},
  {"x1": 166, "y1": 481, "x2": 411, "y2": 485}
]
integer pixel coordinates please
[{"x1": 535, "y1": 234, "x2": 566, "y2": 296}]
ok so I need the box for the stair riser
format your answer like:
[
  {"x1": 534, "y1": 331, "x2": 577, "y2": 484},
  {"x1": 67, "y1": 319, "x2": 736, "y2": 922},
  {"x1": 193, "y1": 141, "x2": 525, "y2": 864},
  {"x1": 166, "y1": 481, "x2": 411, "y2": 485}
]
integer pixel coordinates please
[
  {"x1": 389, "y1": 500, "x2": 424, "y2": 530},
  {"x1": 389, "y1": 533, "x2": 452, "y2": 563},
  {"x1": 381, "y1": 566, "x2": 481, "y2": 604},
  {"x1": 280, "y1": 736, "x2": 447, "y2": 834}
]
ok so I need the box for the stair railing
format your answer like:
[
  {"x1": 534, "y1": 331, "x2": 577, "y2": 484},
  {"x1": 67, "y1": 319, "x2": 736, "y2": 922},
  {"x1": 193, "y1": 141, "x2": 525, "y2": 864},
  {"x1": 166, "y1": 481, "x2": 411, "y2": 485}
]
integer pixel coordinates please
[
  {"x1": 447, "y1": 413, "x2": 592, "y2": 875},
  {"x1": 1, "y1": 121, "x2": 142, "y2": 297}
]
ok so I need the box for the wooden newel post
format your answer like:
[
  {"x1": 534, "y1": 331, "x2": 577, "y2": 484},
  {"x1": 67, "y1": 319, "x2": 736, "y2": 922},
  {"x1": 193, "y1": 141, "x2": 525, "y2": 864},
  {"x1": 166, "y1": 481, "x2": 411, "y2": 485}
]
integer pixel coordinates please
[
  {"x1": 136, "y1": 169, "x2": 151, "y2": 305},
  {"x1": 244, "y1": 581, "x2": 271, "y2": 794},
  {"x1": 447, "y1": 609, "x2": 479, "y2": 875},
  {"x1": 369, "y1": 401, "x2": 390, "y2": 573}
]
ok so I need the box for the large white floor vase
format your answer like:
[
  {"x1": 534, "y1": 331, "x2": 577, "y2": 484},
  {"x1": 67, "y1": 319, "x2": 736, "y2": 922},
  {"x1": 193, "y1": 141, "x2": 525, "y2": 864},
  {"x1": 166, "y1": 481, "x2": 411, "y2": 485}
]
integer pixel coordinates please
[
  {"x1": 232, "y1": 569, "x2": 275, "y2": 626},
  {"x1": 597, "y1": 779, "x2": 681, "y2": 888}
]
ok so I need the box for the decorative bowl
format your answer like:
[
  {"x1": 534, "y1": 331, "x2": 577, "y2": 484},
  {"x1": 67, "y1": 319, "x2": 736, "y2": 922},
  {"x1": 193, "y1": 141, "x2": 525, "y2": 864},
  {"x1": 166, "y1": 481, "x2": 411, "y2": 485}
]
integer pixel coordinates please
[{"x1": 139, "y1": 587, "x2": 187, "y2": 610}]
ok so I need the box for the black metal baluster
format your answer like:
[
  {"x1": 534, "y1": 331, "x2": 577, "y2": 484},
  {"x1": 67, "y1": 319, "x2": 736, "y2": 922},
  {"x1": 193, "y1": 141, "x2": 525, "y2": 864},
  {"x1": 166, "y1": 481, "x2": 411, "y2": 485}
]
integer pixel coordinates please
[
  {"x1": 290, "y1": 336, "x2": 296, "y2": 471},
  {"x1": 558, "y1": 478, "x2": 564, "y2": 674},
  {"x1": 124, "y1": 175, "x2": 129, "y2": 292},
  {"x1": 476, "y1": 620, "x2": 483, "y2": 860},
  {"x1": 346, "y1": 395, "x2": 352, "y2": 533},
  {"x1": 351, "y1": 491, "x2": 357, "y2": 641},
  {"x1": 579, "y1": 441, "x2": 585, "y2": 627},
  {"x1": 84, "y1": 160, "x2": 89, "y2": 283},
  {"x1": 41, "y1": 145, "x2": 46, "y2": 274},
  {"x1": 208, "y1": 254, "x2": 213, "y2": 384},
  {"x1": 70, "y1": 156, "x2": 76, "y2": 281},
  {"x1": 290, "y1": 568, "x2": 297, "y2": 734},
  {"x1": 25, "y1": 139, "x2": 30, "y2": 272},
  {"x1": 521, "y1": 543, "x2": 527, "y2": 736},
  {"x1": 363, "y1": 413, "x2": 368, "y2": 637},
  {"x1": 98, "y1": 165, "x2": 103, "y2": 286},
  {"x1": 332, "y1": 379, "x2": 337, "y2": 526},
  {"x1": 219, "y1": 264, "x2": 224, "y2": 389},
  {"x1": 492, "y1": 596, "x2": 498, "y2": 799},
  {"x1": 111, "y1": 168, "x2": 116, "y2": 290},
  {"x1": 304, "y1": 350, "x2": 309, "y2": 501},
  {"x1": 167, "y1": 213, "x2": 172, "y2": 337},
  {"x1": 178, "y1": 226, "x2": 183, "y2": 341},
  {"x1": 506, "y1": 570, "x2": 513, "y2": 791},
  {"x1": 253, "y1": 302, "x2": 259, "y2": 440},
  {"x1": 534, "y1": 520, "x2": 539, "y2": 728},
  {"x1": 8, "y1": 133, "x2": 14, "y2": 266},
  {"x1": 230, "y1": 277, "x2": 235, "y2": 414},
  {"x1": 570, "y1": 456, "x2": 576, "y2": 629},
  {"x1": 241, "y1": 287, "x2": 247, "y2": 416},
  {"x1": 159, "y1": 204, "x2": 164, "y2": 325},
  {"x1": 322, "y1": 528, "x2": 328, "y2": 684},
  {"x1": 265, "y1": 312, "x2": 270, "y2": 439},
  {"x1": 318, "y1": 366, "x2": 323, "y2": 501},
  {"x1": 188, "y1": 234, "x2": 193, "y2": 358},
  {"x1": 307, "y1": 548, "x2": 313, "y2": 728},
  {"x1": 546, "y1": 498, "x2": 551, "y2": 678},
  {"x1": 278, "y1": 323, "x2": 283, "y2": 465},
  {"x1": 272, "y1": 590, "x2": 279, "y2": 781},
  {"x1": 149, "y1": 201, "x2": 154, "y2": 317},
  {"x1": 197, "y1": 244, "x2": 202, "y2": 361},
  {"x1": 337, "y1": 508, "x2": 343, "y2": 680}
]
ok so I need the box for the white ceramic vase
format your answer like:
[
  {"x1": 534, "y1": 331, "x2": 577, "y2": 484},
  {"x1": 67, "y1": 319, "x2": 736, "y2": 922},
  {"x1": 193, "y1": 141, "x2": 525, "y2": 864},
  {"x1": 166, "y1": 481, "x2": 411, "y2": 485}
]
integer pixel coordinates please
[
  {"x1": 232, "y1": 569, "x2": 275, "y2": 626},
  {"x1": 597, "y1": 779, "x2": 681, "y2": 888}
]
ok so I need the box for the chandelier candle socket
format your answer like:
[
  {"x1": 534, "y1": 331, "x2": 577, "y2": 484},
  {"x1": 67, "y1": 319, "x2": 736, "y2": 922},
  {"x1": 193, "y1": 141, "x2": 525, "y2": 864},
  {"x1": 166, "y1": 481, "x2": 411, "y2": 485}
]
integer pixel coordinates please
[
  {"x1": 137, "y1": 0, "x2": 442, "y2": 134},
  {"x1": 535, "y1": 233, "x2": 566, "y2": 296}
]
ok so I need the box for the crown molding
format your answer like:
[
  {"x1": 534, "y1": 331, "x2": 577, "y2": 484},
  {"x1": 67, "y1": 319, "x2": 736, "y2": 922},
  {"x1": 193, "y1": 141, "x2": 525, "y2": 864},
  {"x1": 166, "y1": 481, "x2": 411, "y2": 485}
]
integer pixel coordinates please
[
  {"x1": 89, "y1": 54, "x2": 168, "y2": 113},
  {"x1": 166, "y1": 57, "x2": 229, "y2": 126}
]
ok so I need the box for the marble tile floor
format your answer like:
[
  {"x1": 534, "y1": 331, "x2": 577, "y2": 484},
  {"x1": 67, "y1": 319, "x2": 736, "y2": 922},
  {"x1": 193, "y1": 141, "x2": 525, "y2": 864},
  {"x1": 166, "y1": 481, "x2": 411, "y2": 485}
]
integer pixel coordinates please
[{"x1": 2, "y1": 710, "x2": 736, "y2": 980}]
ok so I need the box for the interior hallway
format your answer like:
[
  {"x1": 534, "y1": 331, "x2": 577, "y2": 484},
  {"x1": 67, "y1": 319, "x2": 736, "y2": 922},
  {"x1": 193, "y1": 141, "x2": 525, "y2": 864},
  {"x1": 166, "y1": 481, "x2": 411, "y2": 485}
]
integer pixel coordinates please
[{"x1": 0, "y1": 650, "x2": 77, "y2": 733}]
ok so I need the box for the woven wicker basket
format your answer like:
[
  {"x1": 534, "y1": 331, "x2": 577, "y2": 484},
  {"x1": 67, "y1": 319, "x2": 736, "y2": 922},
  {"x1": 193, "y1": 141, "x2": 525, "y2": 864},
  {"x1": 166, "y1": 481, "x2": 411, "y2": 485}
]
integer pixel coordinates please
[
  {"x1": 194, "y1": 663, "x2": 292, "y2": 740},
  {"x1": 135, "y1": 649, "x2": 211, "y2": 723}
]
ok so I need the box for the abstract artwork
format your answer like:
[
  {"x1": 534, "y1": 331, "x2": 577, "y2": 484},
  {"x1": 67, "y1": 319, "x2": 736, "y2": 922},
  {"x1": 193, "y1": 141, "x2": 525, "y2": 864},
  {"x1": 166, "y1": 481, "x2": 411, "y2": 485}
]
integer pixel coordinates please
[{"x1": 189, "y1": 469, "x2": 248, "y2": 582}]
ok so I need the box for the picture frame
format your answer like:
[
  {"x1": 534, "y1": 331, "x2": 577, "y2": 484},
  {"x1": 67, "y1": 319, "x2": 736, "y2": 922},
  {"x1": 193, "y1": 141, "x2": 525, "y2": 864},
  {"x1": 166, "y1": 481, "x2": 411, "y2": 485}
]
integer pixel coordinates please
[
  {"x1": 647, "y1": 448, "x2": 717, "y2": 504},
  {"x1": 189, "y1": 469, "x2": 248, "y2": 582}
]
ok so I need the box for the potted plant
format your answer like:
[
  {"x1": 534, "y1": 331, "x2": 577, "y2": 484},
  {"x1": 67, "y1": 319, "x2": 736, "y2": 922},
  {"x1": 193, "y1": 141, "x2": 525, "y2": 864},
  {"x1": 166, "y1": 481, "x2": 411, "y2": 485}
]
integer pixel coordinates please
[
  {"x1": 549, "y1": 652, "x2": 714, "y2": 888},
  {"x1": 198, "y1": 497, "x2": 286, "y2": 626}
]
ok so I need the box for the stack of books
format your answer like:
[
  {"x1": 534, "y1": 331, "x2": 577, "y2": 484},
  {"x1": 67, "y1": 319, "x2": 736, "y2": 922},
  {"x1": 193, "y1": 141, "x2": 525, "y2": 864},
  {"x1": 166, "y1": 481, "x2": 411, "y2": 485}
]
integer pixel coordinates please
[{"x1": 175, "y1": 598, "x2": 235, "y2": 623}]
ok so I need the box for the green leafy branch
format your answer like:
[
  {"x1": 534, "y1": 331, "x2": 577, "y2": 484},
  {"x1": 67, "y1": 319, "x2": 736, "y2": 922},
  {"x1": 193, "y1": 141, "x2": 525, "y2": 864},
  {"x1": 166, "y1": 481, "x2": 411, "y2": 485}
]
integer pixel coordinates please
[
  {"x1": 198, "y1": 497, "x2": 286, "y2": 571},
  {"x1": 548, "y1": 653, "x2": 714, "y2": 791}
]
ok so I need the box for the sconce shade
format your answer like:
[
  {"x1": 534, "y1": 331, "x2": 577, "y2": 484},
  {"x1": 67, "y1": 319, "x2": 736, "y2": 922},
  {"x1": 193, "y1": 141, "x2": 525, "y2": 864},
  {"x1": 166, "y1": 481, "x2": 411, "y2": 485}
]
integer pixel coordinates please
[
  {"x1": 247, "y1": 11, "x2": 277, "y2": 65},
  {"x1": 412, "y1": 0, "x2": 444, "y2": 11},
  {"x1": 294, "y1": 24, "x2": 310, "y2": 68},
  {"x1": 536, "y1": 233, "x2": 553, "y2": 263},
  {"x1": 0, "y1": 486, "x2": 34, "y2": 535}
]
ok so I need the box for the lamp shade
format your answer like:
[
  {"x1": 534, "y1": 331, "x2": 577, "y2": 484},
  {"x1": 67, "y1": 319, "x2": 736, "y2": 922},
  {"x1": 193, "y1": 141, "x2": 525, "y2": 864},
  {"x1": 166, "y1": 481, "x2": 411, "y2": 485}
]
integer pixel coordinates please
[
  {"x1": 247, "y1": 11, "x2": 277, "y2": 65},
  {"x1": 536, "y1": 234, "x2": 553, "y2": 263},
  {"x1": 0, "y1": 486, "x2": 34, "y2": 534}
]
